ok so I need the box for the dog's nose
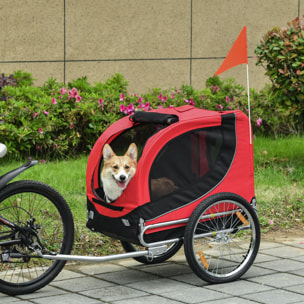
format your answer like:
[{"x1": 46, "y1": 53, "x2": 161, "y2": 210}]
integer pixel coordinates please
[{"x1": 119, "y1": 175, "x2": 126, "y2": 181}]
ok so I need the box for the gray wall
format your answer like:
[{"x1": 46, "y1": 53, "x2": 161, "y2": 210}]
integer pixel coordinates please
[{"x1": 0, "y1": 0, "x2": 302, "y2": 92}]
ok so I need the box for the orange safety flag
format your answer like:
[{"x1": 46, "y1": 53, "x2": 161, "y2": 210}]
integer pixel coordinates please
[{"x1": 215, "y1": 26, "x2": 248, "y2": 76}]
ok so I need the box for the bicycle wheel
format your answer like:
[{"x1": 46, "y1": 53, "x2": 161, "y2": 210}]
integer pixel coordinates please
[
  {"x1": 184, "y1": 193, "x2": 260, "y2": 284},
  {"x1": 0, "y1": 180, "x2": 74, "y2": 295},
  {"x1": 121, "y1": 240, "x2": 183, "y2": 264}
]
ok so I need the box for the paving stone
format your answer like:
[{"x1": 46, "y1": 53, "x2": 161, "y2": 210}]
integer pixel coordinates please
[
  {"x1": 31, "y1": 293, "x2": 103, "y2": 304},
  {"x1": 95, "y1": 268, "x2": 158, "y2": 284},
  {"x1": 171, "y1": 272, "x2": 208, "y2": 286},
  {"x1": 50, "y1": 276, "x2": 114, "y2": 292},
  {"x1": 1, "y1": 241, "x2": 304, "y2": 304},
  {"x1": 243, "y1": 288, "x2": 304, "y2": 304},
  {"x1": 80, "y1": 285, "x2": 147, "y2": 302},
  {"x1": 161, "y1": 286, "x2": 230, "y2": 303},
  {"x1": 257, "y1": 258, "x2": 304, "y2": 272},
  {"x1": 290, "y1": 268, "x2": 304, "y2": 277},
  {"x1": 0, "y1": 293, "x2": 31, "y2": 303},
  {"x1": 113, "y1": 294, "x2": 183, "y2": 304},
  {"x1": 140, "y1": 263, "x2": 193, "y2": 277},
  {"x1": 126, "y1": 277, "x2": 190, "y2": 294},
  {"x1": 259, "y1": 241, "x2": 284, "y2": 250},
  {"x1": 203, "y1": 297, "x2": 260, "y2": 304},
  {"x1": 205, "y1": 280, "x2": 273, "y2": 296},
  {"x1": 260, "y1": 246, "x2": 304, "y2": 258},
  {"x1": 53, "y1": 268, "x2": 85, "y2": 281},
  {"x1": 249, "y1": 272, "x2": 304, "y2": 288},
  {"x1": 239, "y1": 265, "x2": 276, "y2": 279},
  {"x1": 291, "y1": 255, "x2": 304, "y2": 262},
  {"x1": 285, "y1": 283, "x2": 304, "y2": 295},
  {"x1": 282, "y1": 239, "x2": 304, "y2": 249},
  {"x1": 75, "y1": 263, "x2": 125, "y2": 275},
  {"x1": 253, "y1": 253, "x2": 281, "y2": 264},
  {"x1": 18, "y1": 285, "x2": 67, "y2": 300}
]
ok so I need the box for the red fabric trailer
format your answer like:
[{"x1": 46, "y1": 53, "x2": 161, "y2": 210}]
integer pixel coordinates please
[{"x1": 86, "y1": 105, "x2": 255, "y2": 245}]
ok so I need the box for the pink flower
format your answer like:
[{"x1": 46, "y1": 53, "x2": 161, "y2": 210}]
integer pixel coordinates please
[
  {"x1": 71, "y1": 88, "x2": 78, "y2": 97},
  {"x1": 68, "y1": 88, "x2": 79, "y2": 99},
  {"x1": 185, "y1": 98, "x2": 195, "y2": 105},
  {"x1": 211, "y1": 86, "x2": 219, "y2": 94},
  {"x1": 33, "y1": 112, "x2": 38, "y2": 118},
  {"x1": 119, "y1": 93, "x2": 124, "y2": 101},
  {"x1": 41, "y1": 159, "x2": 46, "y2": 164},
  {"x1": 70, "y1": 123, "x2": 74, "y2": 129},
  {"x1": 138, "y1": 97, "x2": 143, "y2": 103},
  {"x1": 296, "y1": 70, "x2": 301, "y2": 75},
  {"x1": 76, "y1": 95, "x2": 82, "y2": 102},
  {"x1": 269, "y1": 219, "x2": 274, "y2": 225},
  {"x1": 52, "y1": 98, "x2": 57, "y2": 104},
  {"x1": 217, "y1": 104, "x2": 223, "y2": 110},
  {"x1": 59, "y1": 87, "x2": 67, "y2": 95},
  {"x1": 138, "y1": 102, "x2": 144, "y2": 109},
  {"x1": 157, "y1": 94, "x2": 163, "y2": 100},
  {"x1": 225, "y1": 96, "x2": 230, "y2": 102},
  {"x1": 256, "y1": 117, "x2": 263, "y2": 127},
  {"x1": 127, "y1": 103, "x2": 134, "y2": 114},
  {"x1": 120, "y1": 104, "x2": 127, "y2": 113},
  {"x1": 99, "y1": 99, "x2": 104, "y2": 110},
  {"x1": 38, "y1": 128, "x2": 43, "y2": 134},
  {"x1": 144, "y1": 102, "x2": 150, "y2": 111},
  {"x1": 171, "y1": 93, "x2": 175, "y2": 99},
  {"x1": 158, "y1": 105, "x2": 164, "y2": 109},
  {"x1": 44, "y1": 111, "x2": 49, "y2": 115},
  {"x1": 120, "y1": 104, "x2": 134, "y2": 115},
  {"x1": 133, "y1": 93, "x2": 137, "y2": 97}
]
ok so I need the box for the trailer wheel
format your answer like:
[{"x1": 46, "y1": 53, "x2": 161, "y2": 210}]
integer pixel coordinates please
[
  {"x1": 184, "y1": 193, "x2": 260, "y2": 283},
  {"x1": 121, "y1": 240, "x2": 183, "y2": 264}
]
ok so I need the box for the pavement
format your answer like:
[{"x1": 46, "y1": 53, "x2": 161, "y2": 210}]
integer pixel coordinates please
[{"x1": 1, "y1": 237, "x2": 304, "y2": 304}]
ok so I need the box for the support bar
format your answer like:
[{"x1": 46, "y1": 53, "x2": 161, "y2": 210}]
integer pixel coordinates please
[{"x1": 41, "y1": 250, "x2": 149, "y2": 262}]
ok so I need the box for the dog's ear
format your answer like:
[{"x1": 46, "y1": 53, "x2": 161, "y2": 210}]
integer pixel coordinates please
[
  {"x1": 126, "y1": 143, "x2": 137, "y2": 161},
  {"x1": 103, "y1": 144, "x2": 115, "y2": 161}
]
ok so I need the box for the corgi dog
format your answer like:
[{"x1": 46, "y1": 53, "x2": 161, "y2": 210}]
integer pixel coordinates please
[{"x1": 101, "y1": 143, "x2": 137, "y2": 203}]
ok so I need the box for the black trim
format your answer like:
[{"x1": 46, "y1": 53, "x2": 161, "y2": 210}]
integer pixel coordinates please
[
  {"x1": 130, "y1": 112, "x2": 178, "y2": 125},
  {"x1": 92, "y1": 197, "x2": 124, "y2": 211},
  {"x1": 86, "y1": 198, "x2": 140, "y2": 244},
  {"x1": 134, "y1": 113, "x2": 237, "y2": 222}
]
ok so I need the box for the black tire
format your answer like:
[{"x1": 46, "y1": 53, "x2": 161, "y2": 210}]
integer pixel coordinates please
[
  {"x1": 184, "y1": 193, "x2": 260, "y2": 284},
  {"x1": 0, "y1": 180, "x2": 74, "y2": 295},
  {"x1": 121, "y1": 240, "x2": 183, "y2": 264}
]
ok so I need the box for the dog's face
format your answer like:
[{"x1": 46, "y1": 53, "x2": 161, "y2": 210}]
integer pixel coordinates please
[{"x1": 101, "y1": 143, "x2": 137, "y2": 202}]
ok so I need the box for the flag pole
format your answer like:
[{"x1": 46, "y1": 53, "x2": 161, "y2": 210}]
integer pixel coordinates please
[{"x1": 246, "y1": 63, "x2": 252, "y2": 144}]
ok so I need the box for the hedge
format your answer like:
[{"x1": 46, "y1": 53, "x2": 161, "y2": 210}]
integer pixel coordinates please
[{"x1": 0, "y1": 71, "x2": 301, "y2": 161}]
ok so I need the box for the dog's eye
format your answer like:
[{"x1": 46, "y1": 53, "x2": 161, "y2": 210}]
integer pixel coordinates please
[
  {"x1": 125, "y1": 165, "x2": 130, "y2": 169},
  {"x1": 113, "y1": 165, "x2": 119, "y2": 170}
]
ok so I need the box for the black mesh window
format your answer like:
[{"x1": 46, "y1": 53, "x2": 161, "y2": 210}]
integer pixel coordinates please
[{"x1": 149, "y1": 127, "x2": 223, "y2": 200}]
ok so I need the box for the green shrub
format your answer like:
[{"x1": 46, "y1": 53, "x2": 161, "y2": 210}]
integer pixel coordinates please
[
  {"x1": 0, "y1": 70, "x2": 301, "y2": 161},
  {"x1": 1, "y1": 73, "x2": 125, "y2": 159},
  {"x1": 255, "y1": 16, "x2": 304, "y2": 133},
  {"x1": 0, "y1": 73, "x2": 16, "y2": 101}
]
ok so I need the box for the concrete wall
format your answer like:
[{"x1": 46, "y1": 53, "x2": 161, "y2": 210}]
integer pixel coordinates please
[{"x1": 0, "y1": 0, "x2": 302, "y2": 92}]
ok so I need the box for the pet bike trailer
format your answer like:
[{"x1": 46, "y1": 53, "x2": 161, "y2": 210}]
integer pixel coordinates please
[{"x1": 86, "y1": 105, "x2": 260, "y2": 283}]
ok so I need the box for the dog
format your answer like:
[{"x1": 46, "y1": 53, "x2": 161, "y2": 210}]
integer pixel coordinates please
[{"x1": 101, "y1": 143, "x2": 137, "y2": 203}]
